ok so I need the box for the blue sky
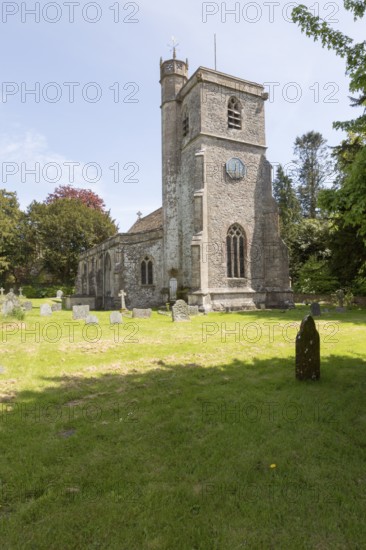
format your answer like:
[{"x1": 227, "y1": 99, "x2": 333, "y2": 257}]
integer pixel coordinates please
[{"x1": 0, "y1": 0, "x2": 363, "y2": 231}]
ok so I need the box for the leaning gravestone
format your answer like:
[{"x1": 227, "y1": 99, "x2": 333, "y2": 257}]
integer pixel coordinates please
[
  {"x1": 172, "y1": 300, "x2": 190, "y2": 322},
  {"x1": 51, "y1": 303, "x2": 62, "y2": 312},
  {"x1": 310, "y1": 302, "x2": 321, "y2": 316},
  {"x1": 22, "y1": 301, "x2": 33, "y2": 311},
  {"x1": 40, "y1": 304, "x2": 52, "y2": 317},
  {"x1": 188, "y1": 305, "x2": 199, "y2": 316},
  {"x1": 295, "y1": 315, "x2": 320, "y2": 381},
  {"x1": 72, "y1": 305, "x2": 90, "y2": 320},
  {"x1": 132, "y1": 308, "x2": 152, "y2": 319},
  {"x1": 110, "y1": 311, "x2": 123, "y2": 324},
  {"x1": 85, "y1": 315, "x2": 99, "y2": 324}
]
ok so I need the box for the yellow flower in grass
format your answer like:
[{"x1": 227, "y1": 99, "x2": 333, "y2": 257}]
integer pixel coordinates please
[{"x1": 270, "y1": 464, "x2": 277, "y2": 469}]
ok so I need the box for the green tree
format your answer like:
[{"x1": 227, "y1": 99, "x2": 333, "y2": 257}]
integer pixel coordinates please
[
  {"x1": 27, "y1": 198, "x2": 117, "y2": 284},
  {"x1": 273, "y1": 165, "x2": 301, "y2": 241},
  {"x1": 0, "y1": 189, "x2": 22, "y2": 282},
  {"x1": 293, "y1": 131, "x2": 332, "y2": 218},
  {"x1": 292, "y1": 3, "x2": 366, "y2": 239},
  {"x1": 296, "y1": 254, "x2": 339, "y2": 293},
  {"x1": 286, "y1": 218, "x2": 332, "y2": 286}
]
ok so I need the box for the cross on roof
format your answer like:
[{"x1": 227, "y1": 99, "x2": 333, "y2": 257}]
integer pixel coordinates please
[{"x1": 137, "y1": 211, "x2": 142, "y2": 220}]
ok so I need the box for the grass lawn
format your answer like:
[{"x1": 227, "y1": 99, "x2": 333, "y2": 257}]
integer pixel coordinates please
[{"x1": 0, "y1": 300, "x2": 366, "y2": 549}]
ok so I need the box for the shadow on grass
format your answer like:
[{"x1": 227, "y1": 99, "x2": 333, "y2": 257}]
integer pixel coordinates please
[{"x1": 1, "y1": 355, "x2": 366, "y2": 549}]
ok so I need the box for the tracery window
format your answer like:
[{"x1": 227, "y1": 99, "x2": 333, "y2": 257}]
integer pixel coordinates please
[{"x1": 226, "y1": 224, "x2": 245, "y2": 278}]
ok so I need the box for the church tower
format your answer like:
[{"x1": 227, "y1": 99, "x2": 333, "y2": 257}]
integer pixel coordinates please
[
  {"x1": 160, "y1": 53, "x2": 293, "y2": 310},
  {"x1": 160, "y1": 50, "x2": 189, "y2": 289}
]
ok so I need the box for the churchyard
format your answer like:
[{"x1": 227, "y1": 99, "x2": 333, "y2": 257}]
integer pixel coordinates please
[{"x1": 0, "y1": 297, "x2": 366, "y2": 548}]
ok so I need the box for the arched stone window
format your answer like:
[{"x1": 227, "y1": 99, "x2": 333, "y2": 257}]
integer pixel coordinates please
[
  {"x1": 226, "y1": 224, "x2": 245, "y2": 278},
  {"x1": 228, "y1": 97, "x2": 241, "y2": 129},
  {"x1": 141, "y1": 256, "x2": 154, "y2": 285},
  {"x1": 182, "y1": 107, "x2": 189, "y2": 137}
]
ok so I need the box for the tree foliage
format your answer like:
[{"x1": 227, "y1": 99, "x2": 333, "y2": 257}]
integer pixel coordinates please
[
  {"x1": 0, "y1": 190, "x2": 22, "y2": 278},
  {"x1": 293, "y1": 131, "x2": 332, "y2": 218},
  {"x1": 273, "y1": 165, "x2": 301, "y2": 238},
  {"x1": 45, "y1": 185, "x2": 107, "y2": 212},
  {"x1": 291, "y1": 2, "x2": 366, "y2": 293},
  {"x1": 26, "y1": 198, "x2": 117, "y2": 284}
]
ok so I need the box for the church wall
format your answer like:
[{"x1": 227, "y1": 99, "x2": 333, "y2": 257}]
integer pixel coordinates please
[{"x1": 122, "y1": 235, "x2": 163, "y2": 308}]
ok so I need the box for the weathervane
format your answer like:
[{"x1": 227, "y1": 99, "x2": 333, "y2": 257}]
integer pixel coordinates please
[{"x1": 168, "y1": 36, "x2": 179, "y2": 59}]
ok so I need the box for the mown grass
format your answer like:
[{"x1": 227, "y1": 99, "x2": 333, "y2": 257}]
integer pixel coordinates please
[{"x1": 0, "y1": 300, "x2": 365, "y2": 549}]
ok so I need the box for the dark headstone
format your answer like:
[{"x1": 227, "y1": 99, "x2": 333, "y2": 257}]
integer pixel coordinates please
[
  {"x1": 310, "y1": 302, "x2": 321, "y2": 316},
  {"x1": 296, "y1": 315, "x2": 320, "y2": 381}
]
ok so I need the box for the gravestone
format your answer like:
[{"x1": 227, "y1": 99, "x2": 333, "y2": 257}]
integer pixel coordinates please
[
  {"x1": 2, "y1": 300, "x2": 14, "y2": 316},
  {"x1": 72, "y1": 305, "x2": 90, "y2": 320},
  {"x1": 188, "y1": 305, "x2": 199, "y2": 316},
  {"x1": 132, "y1": 308, "x2": 152, "y2": 319},
  {"x1": 22, "y1": 301, "x2": 33, "y2": 311},
  {"x1": 260, "y1": 303, "x2": 266, "y2": 310},
  {"x1": 169, "y1": 278, "x2": 177, "y2": 301},
  {"x1": 110, "y1": 311, "x2": 123, "y2": 324},
  {"x1": 18, "y1": 287, "x2": 23, "y2": 297},
  {"x1": 85, "y1": 315, "x2": 99, "y2": 324},
  {"x1": 295, "y1": 315, "x2": 320, "y2": 381},
  {"x1": 335, "y1": 307, "x2": 346, "y2": 313},
  {"x1": 310, "y1": 302, "x2": 321, "y2": 316},
  {"x1": 0, "y1": 288, "x2": 4, "y2": 297},
  {"x1": 56, "y1": 289, "x2": 63, "y2": 299},
  {"x1": 40, "y1": 304, "x2": 52, "y2": 317},
  {"x1": 172, "y1": 300, "x2": 190, "y2": 322},
  {"x1": 51, "y1": 303, "x2": 62, "y2": 312}
]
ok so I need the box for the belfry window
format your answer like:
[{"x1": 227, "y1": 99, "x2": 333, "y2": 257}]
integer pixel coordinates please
[
  {"x1": 182, "y1": 110, "x2": 189, "y2": 137},
  {"x1": 141, "y1": 256, "x2": 154, "y2": 285},
  {"x1": 226, "y1": 224, "x2": 245, "y2": 278},
  {"x1": 228, "y1": 97, "x2": 241, "y2": 129}
]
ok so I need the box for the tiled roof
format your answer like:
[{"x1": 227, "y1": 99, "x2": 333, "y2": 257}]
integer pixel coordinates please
[{"x1": 127, "y1": 207, "x2": 163, "y2": 233}]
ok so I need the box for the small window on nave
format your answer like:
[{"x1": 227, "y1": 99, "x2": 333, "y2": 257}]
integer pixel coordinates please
[
  {"x1": 228, "y1": 97, "x2": 241, "y2": 129},
  {"x1": 141, "y1": 256, "x2": 154, "y2": 285}
]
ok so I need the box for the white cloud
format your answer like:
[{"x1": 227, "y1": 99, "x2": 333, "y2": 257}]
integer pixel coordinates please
[{"x1": 0, "y1": 130, "x2": 106, "y2": 208}]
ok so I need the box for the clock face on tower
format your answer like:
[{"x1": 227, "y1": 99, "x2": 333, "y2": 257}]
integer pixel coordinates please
[{"x1": 226, "y1": 158, "x2": 245, "y2": 180}]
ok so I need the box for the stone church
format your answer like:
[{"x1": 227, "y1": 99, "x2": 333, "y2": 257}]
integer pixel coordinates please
[{"x1": 74, "y1": 51, "x2": 293, "y2": 311}]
